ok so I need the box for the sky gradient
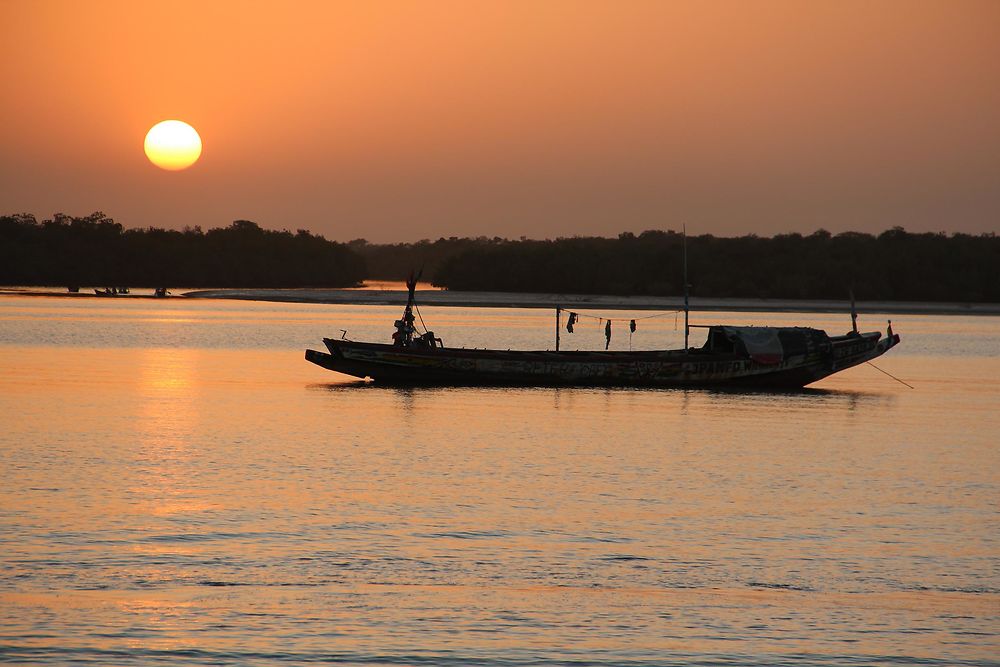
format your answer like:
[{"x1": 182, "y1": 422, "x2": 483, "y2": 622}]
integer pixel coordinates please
[{"x1": 2, "y1": 0, "x2": 998, "y2": 242}]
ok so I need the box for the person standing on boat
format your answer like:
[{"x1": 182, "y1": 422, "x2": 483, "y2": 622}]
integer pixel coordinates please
[
  {"x1": 392, "y1": 314, "x2": 416, "y2": 346},
  {"x1": 392, "y1": 320, "x2": 406, "y2": 346}
]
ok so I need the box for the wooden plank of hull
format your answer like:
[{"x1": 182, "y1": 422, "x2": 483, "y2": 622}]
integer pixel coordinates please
[{"x1": 305, "y1": 331, "x2": 899, "y2": 389}]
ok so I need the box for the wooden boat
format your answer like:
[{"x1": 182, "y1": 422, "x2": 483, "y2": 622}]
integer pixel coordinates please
[{"x1": 305, "y1": 276, "x2": 900, "y2": 389}]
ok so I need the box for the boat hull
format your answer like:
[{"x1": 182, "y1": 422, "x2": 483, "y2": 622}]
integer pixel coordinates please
[{"x1": 306, "y1": 331, "x2": 899, "y2": 389}]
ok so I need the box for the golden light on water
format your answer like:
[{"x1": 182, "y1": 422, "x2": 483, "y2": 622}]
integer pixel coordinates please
[
  {"x1": 1, "y1": 296, "x2": 998, "y2": 664},
  {"x1": 144, "y1": 120, "x2": 202, "y2": 171}
]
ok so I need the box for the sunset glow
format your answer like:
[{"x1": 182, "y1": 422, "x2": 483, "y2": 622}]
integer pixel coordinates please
[
  {"x1": 144, "y1": 120, "x2": 202, "y2": 171},
  {"x1": 1, "y1": 2, "x2": 998, "y2": 664},
  {"x1": 3, "y1": 1, "x2": 999, "y2": 239}
]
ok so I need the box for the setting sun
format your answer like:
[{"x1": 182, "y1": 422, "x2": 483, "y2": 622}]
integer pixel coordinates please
[{"x1": 143, "y1": 120, "x2": 202, "y2": 171}]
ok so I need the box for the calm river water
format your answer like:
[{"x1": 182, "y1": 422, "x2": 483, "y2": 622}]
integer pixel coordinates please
[{"x1": 0, "y1": 295, "x2": 997, "y2": 666}]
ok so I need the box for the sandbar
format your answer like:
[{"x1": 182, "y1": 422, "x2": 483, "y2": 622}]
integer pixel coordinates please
[{"x1": 181, "y1": 287, "x2": 1000, "y2": 315}]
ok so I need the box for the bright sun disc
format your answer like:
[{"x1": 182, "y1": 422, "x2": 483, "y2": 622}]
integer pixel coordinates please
[{"x1": 144, "y1": 120, "x2": 202, "y2": 170}]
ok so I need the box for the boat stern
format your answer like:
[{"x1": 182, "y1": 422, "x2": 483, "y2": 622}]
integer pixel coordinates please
[
  {"x1": 305, "y1": 348, "x2": 339, "y2": 371},
  {"x1": 305, "y1": 346, "x2": 373, "y2": 380}
]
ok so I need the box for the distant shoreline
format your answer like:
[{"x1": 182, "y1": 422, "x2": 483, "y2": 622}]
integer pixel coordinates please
[
  {"x1": 182, "y1": 287, "x2": 1000, "y2": 316},
  {"x1": 4, "y1": 286, "x2": 998, "y2": 315}
]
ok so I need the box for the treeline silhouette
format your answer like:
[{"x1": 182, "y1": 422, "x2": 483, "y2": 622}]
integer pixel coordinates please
[
  {"x1": 4, "y1": 213, "x2": 997, "y2": 301},
  {"x1": 1, "y1": 212, "x2": 365, "y2": 288},
  {"x1": 347, "y1": 237, "x2": 507, "y2": 282},
  {"x1": 354, "y1": 229, "x2": 999, "y2": 302}
]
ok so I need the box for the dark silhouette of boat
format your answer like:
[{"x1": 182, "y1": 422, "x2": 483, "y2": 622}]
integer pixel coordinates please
[{"x1": 305, "y1": 275, "x2": 900, "y2": 389}]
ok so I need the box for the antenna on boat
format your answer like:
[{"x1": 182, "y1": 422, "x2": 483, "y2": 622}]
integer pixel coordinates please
[
  {"x1": 683, "y1": 224, "x2": 690, "y2": 351},
  {"x1": 849, "y1": 288, "x2": 859, "y2": 335}
]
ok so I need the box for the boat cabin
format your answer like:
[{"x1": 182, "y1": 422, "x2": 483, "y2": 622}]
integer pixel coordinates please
[{"x1": 698, "y1": 325, "x2": 832, "y2": 365}]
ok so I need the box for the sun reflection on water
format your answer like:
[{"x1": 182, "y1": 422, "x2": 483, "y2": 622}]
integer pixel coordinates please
[{"x1": 129, "y1": 348, "x2": 210, "y2": 517}]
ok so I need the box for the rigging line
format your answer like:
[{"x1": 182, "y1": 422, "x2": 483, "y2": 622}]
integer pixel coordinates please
[
  {"x1": 865, "y1": 361, "x2": 914, "y2": 389},
  {"x1": 569, "y1": 310, "x2": 681, "y2": 322},
  {"x1": 632, "y1": 310, "x2": 683, "y2": 320},
  {"x1": 413, "y1": 301, "x2": 429, "y2": 334}
]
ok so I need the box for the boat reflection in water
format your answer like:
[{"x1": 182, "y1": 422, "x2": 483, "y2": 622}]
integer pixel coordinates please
[{"x1": 306, "y1": 276, "x2": 900, "y2": 389}]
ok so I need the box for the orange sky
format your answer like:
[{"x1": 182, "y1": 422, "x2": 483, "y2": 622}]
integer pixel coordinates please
[{"x1": 2, "y1": 0, "x2": 998, "y2": 242}]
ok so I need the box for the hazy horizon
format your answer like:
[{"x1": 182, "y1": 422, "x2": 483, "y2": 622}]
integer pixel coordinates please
[{"x1": 3, "y1": 0, "x2": 998, "y2": 243}]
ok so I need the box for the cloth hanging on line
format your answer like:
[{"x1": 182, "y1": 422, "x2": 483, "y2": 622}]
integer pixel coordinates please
[
  {"x1": 605, "y1": 320, "x2": 612, "y2": 350},
  {"x1": 566, "y1": 312, "x2": 577, "y2": 333},
  {"x1": 629, "y1": 319, "x2": 636, "y2": 333}
]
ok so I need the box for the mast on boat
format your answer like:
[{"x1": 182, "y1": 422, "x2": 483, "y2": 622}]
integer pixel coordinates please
[
  {"x1": 555, "y1": 306, "x2": 561, "y2": 352},
  {"x1": 683, "y1": 224, "x2": 690, "y2": 351},
  {"x1": 850, "y1": 288, "x2": 859, "y2": 335}
]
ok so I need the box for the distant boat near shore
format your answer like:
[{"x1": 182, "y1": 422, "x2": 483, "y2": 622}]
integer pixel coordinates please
[
  {"x1": 0, "y1": 287, "x2": 174, "y2": 299},
  {"x1": 94, "y1": 287, "x2": 129, "y2": 296}
]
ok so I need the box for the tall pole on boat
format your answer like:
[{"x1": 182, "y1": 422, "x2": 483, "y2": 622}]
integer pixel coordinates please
[
  {"x1": 850, "y1": 288, "x2": 859, "y2": 334},
  {"x1": 683, "y1": 225, "x2": 689, "y2": 351},
  {"x1": 556, "y1": 306, "x2": 561, "y2": 352}
]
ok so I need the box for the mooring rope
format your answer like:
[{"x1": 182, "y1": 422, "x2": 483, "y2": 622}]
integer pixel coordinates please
[{"x1": 866, "y1": 361, "x2": 914, "y2": 389}]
